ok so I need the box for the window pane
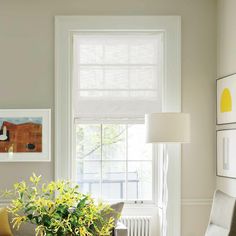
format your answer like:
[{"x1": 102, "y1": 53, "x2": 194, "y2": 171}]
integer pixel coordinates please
[
  {"x1": 102, "y1": 124, "x2": 126, "y2": 160},
  {"x1": 128, "y1": 124, "x2": 152, "y2": 160},
  {"x1": 76, "y1": 160, "x2": 101, "y2": 199},
  {"x1": 104, "y1": 68, "x2": 129, "y2": 89},
  {"x1": 76, "y1": 124, "x2": 101, "y2": 160},
  {"x1": 102, "y1": 91, "x2": 129, "y2": 97},
  {"x1": 130, "y1": 41, "x2": 157, "y2": 64},
  {"x1": 79, "y1": 91, "x2": 104, "y2": 97},
  {"x1": 130, "y1": 91, "x2": 157, "y2": 98},
  {"x1": 79, "y1": 44, "x2": 103, "y2": 64},
  {"x1": 79, "y1": 67, "x2": 103, "y2": 89},
  {"x1": 127, "y1": 161, "x2": 152, "y2": 200},
  {"x1": 102, "y1": 161, "x2": 126, "y2": 200},
  {"x1": 104, "y1": 44, "x2": 129, "y2": 64},
  {"x1": 130, "y1": 67, "x2": 157, "y2": 89},
  {"x1": 75, "y1": 123, "x2": 153, "y2": 202}
]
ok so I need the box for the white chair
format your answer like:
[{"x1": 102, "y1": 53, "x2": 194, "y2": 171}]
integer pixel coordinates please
[{"x1": 205, "y1": 190, "x2": 236, "y2": 236}]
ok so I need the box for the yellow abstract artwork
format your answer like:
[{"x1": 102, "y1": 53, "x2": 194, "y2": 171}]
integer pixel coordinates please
[{"x1": 220, "y1": 88, "x2": 232, "y2": 112}]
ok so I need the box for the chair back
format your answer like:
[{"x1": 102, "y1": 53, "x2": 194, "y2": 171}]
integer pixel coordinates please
[{"x1": 205, "y1": 190, "x2": 236, "y2": 236}]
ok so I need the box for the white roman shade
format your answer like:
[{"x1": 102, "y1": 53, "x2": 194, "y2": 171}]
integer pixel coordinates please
[{"x1": 73, "y1": 32, "x2": 164, "y2": 118}]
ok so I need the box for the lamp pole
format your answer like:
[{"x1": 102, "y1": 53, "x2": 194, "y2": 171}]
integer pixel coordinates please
[{"x1": 145, "y1": 113, "x2": 190, "y2": 236}]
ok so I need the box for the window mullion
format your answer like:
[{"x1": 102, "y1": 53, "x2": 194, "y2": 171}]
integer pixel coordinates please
[
  {"x1": 79, "y1": 63, "x2": 157, "y2": 66},
  {"x1": 125, "y1": 124, "x2": 128, "y2": 201},
  {"x1": 128, "y1": 42, "x2": 131, "y2": 97},
  {"x1": 100, "y1": 124, "x2": 103, "y2": 199},
  {"x1": 102, "y1": 45, "x2": 105, "y2": 94}
]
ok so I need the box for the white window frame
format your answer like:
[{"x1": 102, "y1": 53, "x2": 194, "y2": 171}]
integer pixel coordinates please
[
  {"x1": 55, "y1": 16, "x2": 181, "y2": 236},
  {"x1": 73, "y1": 118, "x2": 157, "y2": 204}
]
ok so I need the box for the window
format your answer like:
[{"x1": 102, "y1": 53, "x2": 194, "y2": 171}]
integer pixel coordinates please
[
  {"x1": 72, "y1": 32, "x2": 163, "y2": 203},
  {"x1": 55, "y1": 16, "x2": 181, "y2": 236},
  {"x1": 74, "y1": 122, "x2": 154, "y2": 202}
]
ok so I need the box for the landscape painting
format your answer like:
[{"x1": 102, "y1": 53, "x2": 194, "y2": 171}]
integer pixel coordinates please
[
  {"x1": 0, "y1": 117, "x2": 42, "y2": 153},
  {"x1": 0, "y1": 109, "x2": 51, "y2": 162}
]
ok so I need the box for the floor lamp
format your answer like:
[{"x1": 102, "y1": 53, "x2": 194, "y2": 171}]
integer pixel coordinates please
[{"x1": 145, "y1": 113, "x2": 190, "y2": 236}]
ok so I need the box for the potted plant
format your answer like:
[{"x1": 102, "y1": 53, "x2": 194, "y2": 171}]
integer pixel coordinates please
[{"x1": 3, "y1": 174, "x2": 115, "y2": 236}]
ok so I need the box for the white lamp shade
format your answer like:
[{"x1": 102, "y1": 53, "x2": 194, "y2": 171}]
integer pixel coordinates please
[{"x1": 145, "y1": 113, "x2": 191, "y2": 143}]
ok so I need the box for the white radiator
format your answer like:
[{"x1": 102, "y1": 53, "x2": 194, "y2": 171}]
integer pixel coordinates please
[{"x1": 120, "y1": 216, "x2": 151, "y2": 236}]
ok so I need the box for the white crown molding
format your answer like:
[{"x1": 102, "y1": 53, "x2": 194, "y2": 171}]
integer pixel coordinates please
[{"x1": 181, "y1": 198, "x2": 212, "y2": 206}]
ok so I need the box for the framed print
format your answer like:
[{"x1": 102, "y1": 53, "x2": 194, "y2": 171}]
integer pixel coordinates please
[
  {"x1": 217, "y1": 129, "x2": 236, "y2": 178},
  {"x1": 0, "y1": 109, "x2": 51, "y2": 162},
  {"x1": 217, "y1": 73, "x2": 236, "y2": 124}
]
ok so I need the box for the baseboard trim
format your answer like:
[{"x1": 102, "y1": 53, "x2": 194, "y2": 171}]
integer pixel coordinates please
[{"x1": 181, "y1": 198, "x2": 212, "y2": 206}]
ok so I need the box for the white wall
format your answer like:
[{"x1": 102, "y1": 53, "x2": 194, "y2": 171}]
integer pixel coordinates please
[
  {"x1": 0, "y1": 0, "x2": 216, "y2": 235},
  {"x1": 217, "y1": 0, "x2": 236, "y2": 196}
]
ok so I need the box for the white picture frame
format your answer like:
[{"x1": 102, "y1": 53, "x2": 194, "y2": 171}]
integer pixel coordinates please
[
  {"x1": 217, "y1": 74, "x2": 236, "y2": 125},
  {"x1": 0, "y1": 109, "x2": 51, "y2": 162},
  {"x1": 217, "y1": 129, "x2": 236, "y2": 178}
]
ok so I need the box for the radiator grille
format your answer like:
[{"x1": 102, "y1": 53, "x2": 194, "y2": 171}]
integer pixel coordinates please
[{"x1": 120, "y1": 216, "x2": 151, "y2": 236}]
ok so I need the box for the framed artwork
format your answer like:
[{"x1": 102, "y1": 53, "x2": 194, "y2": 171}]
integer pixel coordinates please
[
  {"x1": 0, "y1": 109, "x2": 51, "y2": 162},
  {"x1": 217, "y1": 73, "x2": 236, "y2": 125},
  {"x1": 217, "y1": 129, "x2": 236, "y2": 178}
]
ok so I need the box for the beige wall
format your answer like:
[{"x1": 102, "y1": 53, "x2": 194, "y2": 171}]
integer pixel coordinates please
[
  {"x1": 217, "y1": 0, "x2": 236, "y2": 78},
  {"x1": 0, "y1": 0, "x2": 216, "y2": 235},
  {"x1": 217, "y1": 0, "x2": 236, "y2": 196}
]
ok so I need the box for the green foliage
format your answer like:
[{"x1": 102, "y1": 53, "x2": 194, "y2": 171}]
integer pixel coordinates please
[
  {"x1": 3, "y1": 174, "x2": 115, "y2": 236},
  {"x1": 77, "y1": 124, "x2": 126, "y2": 160}
]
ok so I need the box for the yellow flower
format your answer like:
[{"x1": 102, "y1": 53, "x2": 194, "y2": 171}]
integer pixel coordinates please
[
  {"x1": 35, "y1": 225, "x2": 46, "y2": 236},
  {"x1": 12, "y1": 215, "x2": 27, "y2": 230},
  {"x1": 1, "y1": 189, "x2": 12, "y2": 197},
  {"x1": 14, "y1": 181, "x2": 27, "y2": 193},
  {"x1": 46, "y1": 182, "x2": 57, "y2": 194},
  {"x1": 41, "y1": 183, "x2": 47, "y2": 193},
  {"x1": 4, "y1": 175, "x2": 115, "y2": 236},
  {"x1": 9, "y1": 199, "x2": 23, "y2": 213},
  {"x1": 30, "y1": 173, "x2": 42, "y2": 185}
]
